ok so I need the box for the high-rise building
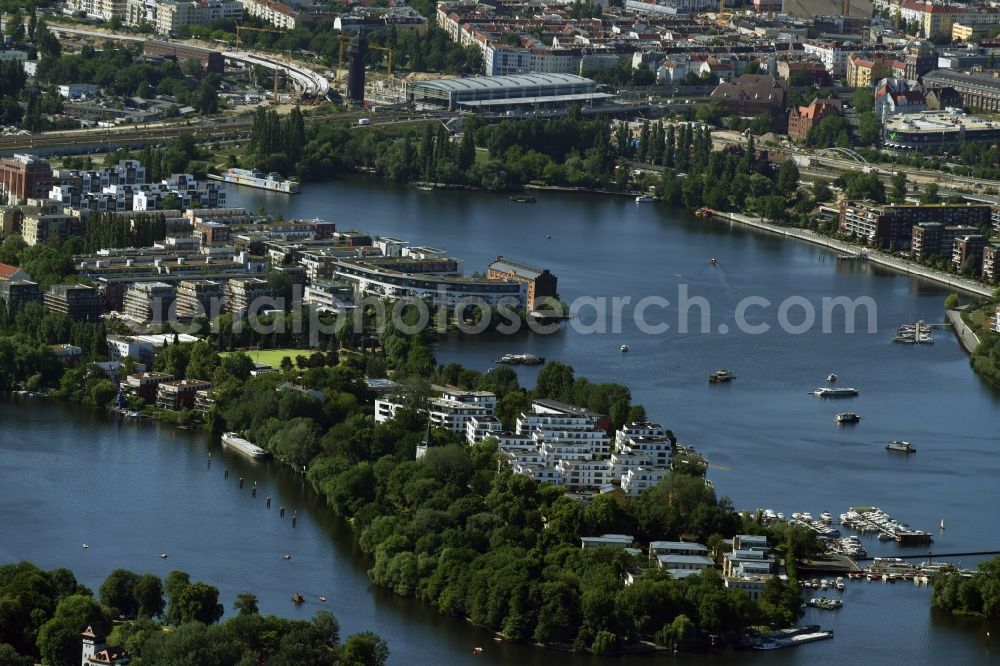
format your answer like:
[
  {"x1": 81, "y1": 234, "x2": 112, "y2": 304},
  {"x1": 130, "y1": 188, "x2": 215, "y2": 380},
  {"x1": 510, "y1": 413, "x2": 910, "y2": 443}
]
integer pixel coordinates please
[
  {"x1": 43, "y1": 284, "x2": 105, "y2": 322},
  {"x1": 123, "y1": 282, "x2": 177, "y2": 324},
  {"x1": 348, "y1": 36, "x2": 367, "y2": 104},
  {"x1": 175, "y1": 280, "x2": 226, "y2": 319}
]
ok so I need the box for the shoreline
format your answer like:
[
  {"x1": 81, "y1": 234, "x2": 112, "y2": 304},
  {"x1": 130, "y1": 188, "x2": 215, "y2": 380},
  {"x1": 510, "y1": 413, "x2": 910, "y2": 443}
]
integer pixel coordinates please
[{"x1": 706, "y1": 210, "x2": 993, "y2": 298}]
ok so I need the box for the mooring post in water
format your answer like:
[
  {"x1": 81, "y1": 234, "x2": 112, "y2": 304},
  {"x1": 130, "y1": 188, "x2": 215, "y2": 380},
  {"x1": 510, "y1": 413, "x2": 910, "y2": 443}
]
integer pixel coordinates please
[
  {"x1": 224, "y1": 469, "x2": 229, "y2": 479},
  {"x1": 266, "y1": 496, "x2": 271, "y2": 508},
  {"x1": 280, "y1": 507, "x2": 285, "y2": 517},
  {"x1": 239, "y1": 477, "x2": 244, "y2": 489},
  {"x1": 292, "y1": 511, "x2": 297, "y2": 528},
  {"x1": 251, "y1": 487, "x2": 257, "y2": 498}
]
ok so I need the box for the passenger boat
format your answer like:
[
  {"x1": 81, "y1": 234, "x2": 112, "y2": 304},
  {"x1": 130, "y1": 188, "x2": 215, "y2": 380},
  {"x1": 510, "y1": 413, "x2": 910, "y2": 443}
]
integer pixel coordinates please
[
  {"x1": 215, "y1": 167, "x2": 299, "y2": 193},
  {"x1": 835, "y1": 412, "x2": 860, "y2": 424},
  {"x1": 886, "y1": 440, "x2": 916, "y2": 453},
  {"x1": 709, "y1": 369, "x2": 734, "y2": 383},
  {"x1": 812, "y1": 387, "x2": 858, "y2": 397},
  {"x1": 494, "y1": 353, "x2": 545, "y2": 365},
  {"x1": 635, "y1": 194, "x2": 656, "y2": 203},
  {"x1": 221, "y1": 432, "x2": 271, "y2": 459}
]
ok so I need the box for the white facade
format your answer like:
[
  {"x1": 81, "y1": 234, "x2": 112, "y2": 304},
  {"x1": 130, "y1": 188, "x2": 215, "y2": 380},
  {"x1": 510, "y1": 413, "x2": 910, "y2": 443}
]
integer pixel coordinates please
[
  {"x1": 375, "y1": 388, "x2": 498, "y2": 436},
  {"x1": 802, "y1": 41, "x2": 852, "y2": 79}
]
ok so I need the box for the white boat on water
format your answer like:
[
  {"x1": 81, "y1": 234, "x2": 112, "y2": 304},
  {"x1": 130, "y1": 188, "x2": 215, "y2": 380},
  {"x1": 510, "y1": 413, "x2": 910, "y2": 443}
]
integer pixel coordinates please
[
  {"x1": 635, "y1": 194, "x2": 656, "y2": 203},
  {"x1": 221, "y1": 432, "x2": 270, "y2": 459},
  {"x1": 813, "y1": 387, "x2": 858, "y2": 397},
  {"x1": 886, "y1": 440, "x2": 916, "y2": 453}
]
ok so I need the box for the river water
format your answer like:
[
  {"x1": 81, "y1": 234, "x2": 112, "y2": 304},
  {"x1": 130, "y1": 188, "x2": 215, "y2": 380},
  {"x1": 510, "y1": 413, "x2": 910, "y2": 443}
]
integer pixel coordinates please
[{"x1": 2, "y1": 176, "x2": 998, "y2": 664}]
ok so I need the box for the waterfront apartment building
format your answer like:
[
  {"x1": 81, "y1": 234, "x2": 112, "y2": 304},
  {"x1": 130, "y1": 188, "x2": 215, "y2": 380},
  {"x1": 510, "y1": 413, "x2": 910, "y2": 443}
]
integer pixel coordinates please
[
  {"x1": 375, "y1": 386, "x2": 498, "y2": 435},
  {"x1": 911, "y1": 223, "x2": 983, "y2": 257},
  {"x1": 839, "y1": 201, "x2": 993, "y2": 249},
  {"x1": 487, "y1": 256, "x2": 557, "y2": 311},
  {"x1": 156, "y1": 379, "x2": 212, "y2": 410},
  {"x1": 226, "y1": 277, "x2": 271, "y2": 319},
  {"x1": 331, "y1": 257, "x2": 525, "y2": 310},
  {"x1": 982, "y1": 243, "x2": 1000, "y2": 283},
  {"x1": 126, "y1": 372, "x2": 175, "y2": 402},
  {"x1": 123, "y1": 281, "x2": 176, "y2": 324},
  {"x1": 174, "y1": 280, "x2": 226, "y2": 319},
  {"x1": 952, "y1": 235, "x2": 988, "y2": 272},
  {"x1": 43, "y1": 284, "x2": 104, "y2": 322},
  {"x1": 0, "y1": 155, "x2": 54, "y2": 201}
]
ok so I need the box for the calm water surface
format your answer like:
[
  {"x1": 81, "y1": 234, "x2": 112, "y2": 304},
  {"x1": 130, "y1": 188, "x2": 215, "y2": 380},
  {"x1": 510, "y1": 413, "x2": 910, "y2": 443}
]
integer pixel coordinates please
[{"x1": 1, "y1": 177, "x2": 998, "y2": 664}]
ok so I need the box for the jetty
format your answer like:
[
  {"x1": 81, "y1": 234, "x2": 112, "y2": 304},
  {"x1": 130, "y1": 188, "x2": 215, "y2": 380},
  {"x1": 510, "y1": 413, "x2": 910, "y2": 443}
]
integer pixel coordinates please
[
  {"x1": 705, "y1": 210, "x2": 993, "y2": 297},
  {"x1": 841, "y1": 507, "x2": 933, "y2": 545}
]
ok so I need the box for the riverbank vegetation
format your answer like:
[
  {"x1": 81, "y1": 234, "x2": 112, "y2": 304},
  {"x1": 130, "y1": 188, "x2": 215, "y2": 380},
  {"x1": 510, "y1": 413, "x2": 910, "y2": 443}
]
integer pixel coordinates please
[
  {"x1": 958, "y1": 291, "x2": 1000, "y2": 387},
  {"x1": 931, "y1": 555, "x2": 1000, "y2": 619},
  {"x1": 0, "y1": 561, "x2": 388, "y2": 666}
]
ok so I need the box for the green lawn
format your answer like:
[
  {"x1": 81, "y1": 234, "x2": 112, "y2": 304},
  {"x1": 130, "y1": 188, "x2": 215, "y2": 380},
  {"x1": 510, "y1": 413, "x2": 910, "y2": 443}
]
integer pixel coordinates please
[{"x1": 221, "y1": 348, "x2": 314, "y2": 368}]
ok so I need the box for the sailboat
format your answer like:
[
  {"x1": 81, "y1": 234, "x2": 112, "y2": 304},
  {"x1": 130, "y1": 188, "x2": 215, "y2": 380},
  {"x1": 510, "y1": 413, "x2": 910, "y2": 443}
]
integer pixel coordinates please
[{"x1": 940, "y1": 519, "x2": 945, "y2": 530}]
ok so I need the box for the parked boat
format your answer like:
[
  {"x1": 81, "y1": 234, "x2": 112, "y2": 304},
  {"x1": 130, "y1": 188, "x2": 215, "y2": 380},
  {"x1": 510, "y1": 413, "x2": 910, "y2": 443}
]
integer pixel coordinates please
[
  {"x1": 635, "y1": 194, "x2": 656, "y2": 203},
  {"x1": 886, "y1": 440, "x2": 916, "y2": 453},
  {"x1": 835, "y1": 412, "x2": 860, "y2": 424},
  {"x1": 221, "y1": 432, "x2": 271, "y2": 459},
  {"x1": 509, "y1": 195, "x2": 536, "y2": 203},
  {"x1": 494, "y1": 353, "x2": 545, "y2": 365},
  {"x1": 813, "y1": 387, "x2": 858, "y2": 397},
  {"x1": 620, "y1": 345, "x2": 629, "y2": 352},
  {"x1": 709, "y1": 369, "x2": 734, "y2": 383},
  {"x1": 214, "y1": 167, "x2": 299, "y2": 193}
]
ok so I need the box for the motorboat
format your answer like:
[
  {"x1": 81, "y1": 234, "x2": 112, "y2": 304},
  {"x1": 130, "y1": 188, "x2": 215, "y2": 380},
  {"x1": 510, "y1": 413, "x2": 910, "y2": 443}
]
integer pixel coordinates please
[
  {"x1": 886, "y1": 440, "x2": 916, "y2": 453},
  {"x1": 709, "y1": 369, "x2": 734, "y2": 383},
  {"x1": 827, "y1": 373, "x2": 838, "y2": 382},
  {"x1": 621, "y1": 345, "x2": 629, "y2": 352},
  {"x1": 835, "y1": 412, "x2": 860, "y2": 424},
  {"x1": 813, "y1": 387, "x2": 858, "y2": 397},
  {"x1": 635, "y1": 194, "x2": 656, "y2": 203}
]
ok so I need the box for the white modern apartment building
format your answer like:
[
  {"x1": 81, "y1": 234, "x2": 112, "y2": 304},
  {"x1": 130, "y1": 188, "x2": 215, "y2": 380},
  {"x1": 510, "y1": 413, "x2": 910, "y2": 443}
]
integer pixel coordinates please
[{"x1": 376, "y1": 386, "x2": 498, "y2": 436}]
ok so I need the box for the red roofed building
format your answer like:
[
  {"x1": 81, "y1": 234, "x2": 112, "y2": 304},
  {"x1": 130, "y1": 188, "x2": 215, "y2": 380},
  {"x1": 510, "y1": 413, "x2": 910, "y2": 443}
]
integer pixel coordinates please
[
  {"x1": 0, "y1": 262, "x2": 30, "y2": 281},
  {"x1": 787, "y1": 97, "x2": 843, "y2": 140},
  {"x1": 82, "y1": 624, "x2": 130, "y2": 666}
]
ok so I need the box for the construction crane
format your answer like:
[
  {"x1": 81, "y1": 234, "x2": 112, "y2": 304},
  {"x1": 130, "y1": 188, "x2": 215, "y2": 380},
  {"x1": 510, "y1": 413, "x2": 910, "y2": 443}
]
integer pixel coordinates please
[
  {"x1": 369, "y1": 44, "x2": 395, "y2": 78},
  {"x1": 337, "y1": 35, "x2": 350, "y2": 84}
]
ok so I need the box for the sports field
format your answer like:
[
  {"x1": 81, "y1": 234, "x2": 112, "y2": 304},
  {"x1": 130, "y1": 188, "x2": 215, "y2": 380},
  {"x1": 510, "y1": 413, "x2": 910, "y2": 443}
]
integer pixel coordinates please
[{"x1": 221, "y1": 348, "x2": 314, "y2": 368}]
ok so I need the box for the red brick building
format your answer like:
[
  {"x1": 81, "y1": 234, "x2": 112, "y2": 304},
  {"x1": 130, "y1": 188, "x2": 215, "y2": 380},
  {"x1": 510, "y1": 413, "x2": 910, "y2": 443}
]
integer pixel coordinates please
[
  {"x1": 0, "y1": 154, "x2": 54, "y2": 201},
  {"x1": 787, "y1": 97, "x2": 843, "y2": 141},
  {"x1": 488, "y1": 256, "x2": 558, "y2": 311}
]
